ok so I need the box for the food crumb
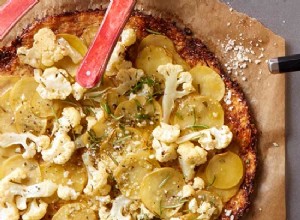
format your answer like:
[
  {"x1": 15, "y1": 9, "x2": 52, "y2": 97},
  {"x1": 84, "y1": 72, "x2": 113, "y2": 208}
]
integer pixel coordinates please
[
  {"x1": 272, "y1": 142, "x2": 279, "y2": 148},
  {"x1": 225, "y1": 209, "x2": 232, "y2": 216}
]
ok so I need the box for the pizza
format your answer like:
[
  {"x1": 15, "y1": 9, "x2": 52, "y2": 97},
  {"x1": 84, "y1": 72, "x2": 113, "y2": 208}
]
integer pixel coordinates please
[{"x1": 0, "y1": 10, "x2": 257, "y2": 220}]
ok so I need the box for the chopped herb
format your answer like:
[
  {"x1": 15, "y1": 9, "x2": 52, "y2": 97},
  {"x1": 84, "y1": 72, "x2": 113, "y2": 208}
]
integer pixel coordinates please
[
  {"x1": 159, "y1": 174, "x2": 170, "y2": 188},
  {"x1": 83, "y1": 106, "x2": 93, "y2": 115},
  {"x1": 186, "y1": 124, "x2": 209, "y2": 130},
  {"x1": 111, "y1": 114, "x2": 124, "y2": 121},
  {"x1": 101, "y1": 103, "x2": 112, "y2": 115},
  {"x1": 106, "y1": 151, "x2": 119, "y2": 166},
  {"x1": 135, "y1": 113, "x2": 151, "y2": 120},
  {"x1": 127, "y1": 77, "x2": 155, "y2": 95},
  {"x1": 113, "y1": 135, "x2": 131, "y2": 145},
  {"x1": 87, "y1": 130, "x2": 103, "y2": 149},
  {"x1": 159, "y1": 200, "x2": 163, "y2": 216},
  {"x1": 134, "y1": 99, "x2": 143, "y2": 111},
  {"x1": 146, "y1": 28, "x2": 162, "y2": 35}
]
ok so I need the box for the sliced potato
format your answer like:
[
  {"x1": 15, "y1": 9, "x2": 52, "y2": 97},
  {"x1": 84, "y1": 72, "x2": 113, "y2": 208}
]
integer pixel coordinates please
[
  {"x1": 196, "y1": 190, "x2": 223, "y2": 218},
  {"x1": 190, "y1": 65, "x2": 225, "y2": 101},
  {"x1": 40, "y1": 161, "x2": 87, "y2": 192},
  {"x1": 135, "y1": 45, "x2": 172, "y2": 81},
  {"x1": 140, "y1": 167, "x2": 185, "y2": 218},
  {"x1": 180, "y1": 213, "x2": 199, "y2": 220},
  {"x1": 114, "y1": 151, "x2": 160, "y2": 199},
  {"x1": 52, "y1": 203, "x2": 97, "y2": 220},
  {"x1": 0, "y1": 112, "x2": 17, "y2": 133},
  {"x1": 30, "y1": 92, "x2": 58, "y2": 118},
  {"x1": 15, "y1": 103, "x2": 47, "y2": 135},
  {"x1": 0, "y1": 155, "x2": 41, "y2": 184},
  {"x1": 0, "y1": 76, "x2": 20, "y2": 95},
  {"x1": 0, "y1": 145, "x2": 20, "y2": 166},
  {"x1": 57, "y1": 33, "x2": 88, "y2": 56},
  {"x1": 171, "y1": 95, "x2": 224, "y2": 129},
  {"x1": 209, "y1": 184, "x2": 240, "y2": 203},
  {"x1": 205, "y1": 152, "x2": 244, "y2": 189},
  {"x1": 196, "y1": 163, "x2": 240, "y2": 202},
  {"x1": 138, "y1": 34, "x2": 190, "y2": 70},
  {"x1": 55, "y1": 57, "x2": 79, "y2": 78},
  {"x1": 0, "y1": 90, "x2": 13, "y2": 113},
  {"x1": 9, "y1": 77, "x2": 38, "y2": 111},
  {"x1": 106, "y1": 89, "x2": 128, "y2": 112},
  {"x1": 114, "y1": 96, "x2": 161, "y2": 127}
]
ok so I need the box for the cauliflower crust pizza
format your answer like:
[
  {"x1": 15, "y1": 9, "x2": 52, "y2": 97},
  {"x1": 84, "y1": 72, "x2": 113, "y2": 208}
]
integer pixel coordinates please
[{"x1": 0, "y1": 10, "x2": 257, "y2": 220}]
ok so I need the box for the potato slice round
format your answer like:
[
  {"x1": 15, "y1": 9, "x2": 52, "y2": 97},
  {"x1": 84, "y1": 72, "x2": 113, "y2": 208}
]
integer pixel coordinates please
[
  {"x1": 55, "y1": 57, "x2": 79, "y2": 78},
  {"x1": 171, "y1": 95, "x2": 224, "y2": 129},
  {"x1": 209, "y1": 184, "x2": 240, "y2": 203},
  {"x1": 135, "y1": 45, "x2": 172, "y2": 81},
  {"x1": 0, "y1": 76, "x2": 20, "y2": 96},
  {"x1": 114, "y1": 151, "x2": 160, "y2": 199},
  {"x1": 0, "y1": 112, "x2": 17, "y2": 133},
  {"x1": 15, "y1": 103, "x2": 47, "y2": 135},
  {"x1": 196, "y1": 190, "x2": 223, "y2": 218},
  {"x1": 0, "y1": 155, "x2": 41, "y2": 184},
  {"x1": 114, "y1": 96, "x2": 162, "y2": 127},
  {"x1": 0, "y1": 145, "x2": 20, "y2": 166},
  {"x1": 140, "y1": 167, "x2": 185, "y2": 218},
  {"x1": 180, "y1": 213, "x2": 199, "y2": 220},
  {"x1": 29, "y1": 92, "x2": 57, "y2": 118},
  {"x1": 190, "y1": 65, "x2": 225, "y2": 101},
  {"x1": 52, "y1": 203, "x2": 97, "y2": 220},
  {"x1": 40, "y1": 161, "x2": 87, "y2": 192},
  {"x1": 205, "y1": 152, "x2": 244, "y2": 189},
  {"x1": 57, "y1": 33, "x2": 88, "y2": 56},
  {"x1": 9, "y1": 77, "x2": 38, "y2": 111},
  {"x1": 138, "y1": 34, "x2": 190, "y2": 70},
  {"x1": 0, "y1": 90, "x2": 13, "y2": 113}
]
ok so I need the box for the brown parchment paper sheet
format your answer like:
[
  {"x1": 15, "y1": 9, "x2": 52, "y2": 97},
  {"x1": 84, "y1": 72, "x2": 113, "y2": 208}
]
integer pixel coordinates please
[{"x1": 0, "y1": 0, "x2": 285, "y2": 219}]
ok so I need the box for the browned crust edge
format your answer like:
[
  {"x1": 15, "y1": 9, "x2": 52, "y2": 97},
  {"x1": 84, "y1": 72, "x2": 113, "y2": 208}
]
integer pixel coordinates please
[{"x1": 0, "y1": 9, "x2": 258, "y2": 220}]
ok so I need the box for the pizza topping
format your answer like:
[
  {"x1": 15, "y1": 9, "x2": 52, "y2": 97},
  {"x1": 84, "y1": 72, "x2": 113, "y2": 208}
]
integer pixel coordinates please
[
  {"x1": 158, "y1": 63, "x2": 195, "y2": 123},
  {"x1": 34, "y1": 67, "x2": 72, "y2": 100},
  {"x1": 0, "y1": 22, "x2": 247, "y2": 219},
  {"x1": 177, "y1": 141, "x2": 207, "y2": 181},
  {"x1": 22, "y1": 199, "x2": 48, "y2": 220}
]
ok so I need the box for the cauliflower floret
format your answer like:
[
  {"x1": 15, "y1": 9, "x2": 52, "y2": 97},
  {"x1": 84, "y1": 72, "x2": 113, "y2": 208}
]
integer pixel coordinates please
[
  {"x1": 41, "y1": 131, "x2": 75, "y2": 164},
  {"x1": 197, "y1": 201, "x2": 216, "y2": 220},
  {"x1": 152, "y1": 122, "x2": 180, "y2": 143},
  {"x1": 22, "y1": 199, "x2": 48, "y2": 220},
  {"x1": 121, "y1": 28, "x2": 137, "y2": 47},
  {"x1": 137, "y1": 204, "x2": 155, "y2": 220},
  {"x1": 106, "y1": 28, "x2": 136, "y2": 76},
  {"x1": 72, "y1": 82, "x2": 87, "y2": 100},
  {"x1": 106, "y1": 43, "x2": 132, "y2": 76},
  {"x1": 16, "y1": 196, "x2": 27, "y2": 210},
  {"x1": 34, "y1": 67, "x2": 72, "y2": 100},
  {"x1": 115, "y1": 68, "x2": 144, "y2": 95},
  {"x1": 0, "y1": 168, "x2": 57, "y2": 202},
  {"x1": 82, "y1": 152, "x2": 111, "y2": 196},
  {"x1": 17, "y1": 28, "x2": 67, "y2": 69},
  {"x1": 97, "y1": 195, "x2": 112, "y2": 220},
  {"x1": 86, "y1": 108, "x2": 105, "y2": 131},
  {"x1": 188, "y1": 198, "x2": 198, "y2": 214},
  {"x1": 57, "y1": 185, "x2": 79, "y2": 200},
  {"x1": 198, "y1": 126, "x2": 233, "y2": 150},
  {"x1": 177, "y1": 141, "x2": 207, "y2": 180},
  {"x1": 110, "y1": 195, "x2": 132, "y2": 220},
  {"x1": 57, "y1": 37, "x2": 83, "y2": 64},
  {"x1": 58, "y1": 107, "x2": 82, "y2": 132},
  {"x1": 193, "y1": 177, "x2": 205, "y2": 190},
  {"x1": 157, "y1": 64, "x2": 195, "y2": 123},
  {"x1": 180, "y1": 185, "x2": 195, "y2": 198},
  {"x1": 0, "y1": 202, "x2": 19, "y2": 220},
  {"x1": 152, "y1": 138, "x2": 178, "y2": 162},
  {"x1": 0, "y1": 132, "x2": 50, "y2": 159},
  {"x1": 176, "y1": 126, "x2": 233, "y2": 151}
]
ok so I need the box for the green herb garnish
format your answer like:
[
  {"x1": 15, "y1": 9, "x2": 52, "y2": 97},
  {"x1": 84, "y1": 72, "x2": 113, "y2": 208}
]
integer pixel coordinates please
[{"x1": 159, "y1": 174, "x2": 170, "y2": 188}]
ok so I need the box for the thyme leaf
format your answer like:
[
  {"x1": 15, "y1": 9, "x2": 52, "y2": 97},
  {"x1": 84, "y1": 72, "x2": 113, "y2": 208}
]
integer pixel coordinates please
[
  {"x1": 146, "y1": 28, "x2": 162, "y2": 35},
  {"x1": 159, "y1": 174, "x2": 171, "y2": 188}
]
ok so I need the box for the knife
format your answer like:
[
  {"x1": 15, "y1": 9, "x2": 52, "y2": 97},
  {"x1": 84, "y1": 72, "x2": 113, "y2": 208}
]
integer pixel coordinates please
[{"x1": 268, "y1": 54, "x2": 300, "y2": 73}]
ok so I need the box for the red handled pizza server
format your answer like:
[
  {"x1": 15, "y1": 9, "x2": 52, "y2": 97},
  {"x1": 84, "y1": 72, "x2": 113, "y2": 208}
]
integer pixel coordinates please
[{"x1": 76, "y1": 0, "x2": 136, "y2": 88}]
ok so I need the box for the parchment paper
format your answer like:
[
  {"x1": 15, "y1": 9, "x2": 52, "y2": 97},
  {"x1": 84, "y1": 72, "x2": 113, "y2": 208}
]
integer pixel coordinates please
[{"x1": 0, "y1": 0, "x2": 285, "y2": 219}]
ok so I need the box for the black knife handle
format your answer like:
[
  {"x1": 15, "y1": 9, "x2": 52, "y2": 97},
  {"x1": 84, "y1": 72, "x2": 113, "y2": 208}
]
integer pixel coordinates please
[{"x1": 268, "y1": 54, "x2": 300, "y2": 73}]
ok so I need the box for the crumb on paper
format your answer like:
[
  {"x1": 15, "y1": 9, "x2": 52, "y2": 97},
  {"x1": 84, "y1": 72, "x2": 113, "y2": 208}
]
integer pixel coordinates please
[{"x1": 272, "y1": 142, "x2": 279, "y2": 148}]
